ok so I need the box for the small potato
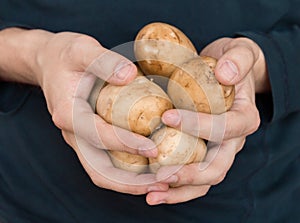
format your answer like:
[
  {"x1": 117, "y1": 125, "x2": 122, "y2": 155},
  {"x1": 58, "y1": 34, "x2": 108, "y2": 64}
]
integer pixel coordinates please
[
  {"x1": 134, "y1": 22, "x2": 197, "y2": 77},
  {"x1": 96, "y1": 76, "x2": 173, "y2": 136},
  {"x1": 168, "y1": 56, "x2": 235, "y2": 114},
  {"x1": 108, "y1": 150, "x2": 149, "y2": 173},
  {"x1": 149, "y1": 126, "x2": 207, "y2": 173}
]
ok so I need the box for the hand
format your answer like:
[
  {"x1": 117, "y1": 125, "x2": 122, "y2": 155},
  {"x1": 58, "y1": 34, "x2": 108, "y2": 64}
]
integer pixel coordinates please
[
  {"x1": 146, "y1": 37, "x2": 268, "y2": 204},
  {"x1": 31, "y1": 31, "x2": 168, "y2": 194}
]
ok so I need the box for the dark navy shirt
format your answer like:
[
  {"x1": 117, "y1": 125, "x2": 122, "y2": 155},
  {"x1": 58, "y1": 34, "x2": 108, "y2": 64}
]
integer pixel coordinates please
[{"x1": 1, "y1": 1, "x2": 300, "y2": 222}]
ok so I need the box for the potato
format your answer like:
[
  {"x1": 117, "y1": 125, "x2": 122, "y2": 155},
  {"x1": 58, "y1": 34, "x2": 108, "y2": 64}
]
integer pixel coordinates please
[
  {"x1": 134, "y1": 22, "x2": 197, "y2": 77},
  {"x1": 108, "y1": 150, "x2": 149, "y2": 173},
  {"x1": 149, "y1": 126, "x2": 207, "y2": 173},
  {"x1": 168, "y1": 56, "x2": 235, "y2": 114},
  {"x1": 136, "y1": 65, "x2": 144, "y2": 76},
  {"x1": 95, "y1": 76, "x2": 173, "y2": 173},
  {"x1": 96, "y1": 76, "x2": 173, "y2": 136}
]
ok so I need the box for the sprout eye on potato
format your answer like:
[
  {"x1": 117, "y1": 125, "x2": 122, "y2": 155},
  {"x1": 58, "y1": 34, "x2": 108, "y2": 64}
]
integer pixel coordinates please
[{"x1": 89, "y1": 22, "x2": 235, "y2": 174}]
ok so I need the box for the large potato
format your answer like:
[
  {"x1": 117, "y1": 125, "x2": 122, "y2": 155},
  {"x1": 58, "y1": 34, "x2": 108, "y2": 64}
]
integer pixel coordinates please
[
  {"x1": 96, "y1": 76, "x2": 173, "y2": 136},
  {"x1": 134, "y1": 22, "x2": 197, "y2": 77},
  {"x1": 149, "y1": 126, "x2": 207, "y2": 173},
  {"x1": 168, "y1": 56, "x2": 235, "y2": 114}
]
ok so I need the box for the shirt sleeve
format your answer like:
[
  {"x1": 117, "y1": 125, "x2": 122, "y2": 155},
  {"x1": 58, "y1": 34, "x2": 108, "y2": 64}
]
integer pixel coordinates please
[{"x1": 237, "y1": 0, "x2": 300, "y2": 122}]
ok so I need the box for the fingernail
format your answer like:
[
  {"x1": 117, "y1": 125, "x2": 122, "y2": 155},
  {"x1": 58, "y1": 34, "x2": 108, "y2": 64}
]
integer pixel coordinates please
[
  {"x1": 162, "y1": 113, "x2": 181, "y2": 126},
  {"x1": 114, "y1": 60, "x2": 133, "y2": 80},
  {"x1": 138, "y1": 147, "x2": 157, "y2": 158},
  {"x1": 219, "y1": 60, "x2": 238, "y2": 82}
]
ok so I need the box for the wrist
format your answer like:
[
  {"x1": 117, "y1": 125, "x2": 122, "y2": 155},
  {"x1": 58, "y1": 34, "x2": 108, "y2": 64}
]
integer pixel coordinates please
[
  {"x1": 22, "y1": 29, "x2": 54, "y2": 86},
  {"x1": 0, "y1": 28, "x2": 53, "y2": 86}
]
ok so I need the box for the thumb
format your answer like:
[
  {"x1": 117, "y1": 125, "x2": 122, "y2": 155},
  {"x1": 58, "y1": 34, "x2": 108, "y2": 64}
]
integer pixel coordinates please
[
  {"x1": 214, "y1": 38, "x2": 259, "y2": 85},
  {"x1": 67, "y1": 34, "x2": 137, "y2": 86},
  {"x1": 85, "y1": 47, "x2": 137, "y2": 86}
]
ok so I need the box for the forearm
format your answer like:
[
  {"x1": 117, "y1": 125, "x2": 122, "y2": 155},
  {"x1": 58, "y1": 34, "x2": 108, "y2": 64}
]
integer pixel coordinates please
[{"x1": 0, "y1": 28, "x2": 53, "y2": 85}]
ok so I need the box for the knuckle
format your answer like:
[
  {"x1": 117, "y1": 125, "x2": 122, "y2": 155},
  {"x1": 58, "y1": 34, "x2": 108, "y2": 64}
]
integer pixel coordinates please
[
  {"x1": 64, "y1": 34, "x2": 102, "y2": 68},
  {"x1": 226, "y1": 38, "x2": 256, "y2": 59},
  {"x1": 69, "y1": 34, "x2": 99, "y2": 53},
  {"x1": 89, "y1": 172, "x2": 106, "y2": 189},
  {"x1": 211, "y1": 171, "x2": 226, "y2": 185},
  {"x1": 52, "y1": 110, "x2": 65, "y2": 130},
  {"x1": 51, "y1": 103, "x2": 72, "y2": 130},
  {"x1": 200, "y1": 187, "x2": 210, "y2": 197},
  {"x1": 181, "y1": 166, "x2": 197, "y2": 185},
  {"x1": 184, "y1": 175, "x2": 196, "y2": 185}
]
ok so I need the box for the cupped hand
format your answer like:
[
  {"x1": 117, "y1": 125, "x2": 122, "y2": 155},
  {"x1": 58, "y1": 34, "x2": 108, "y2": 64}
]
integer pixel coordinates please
[
  {"x1": 33, "y1": 31, "x2": 168, "y2": 195},
  {"x1": 147, "y1": 37, "x2": 268, "y2": 204}
]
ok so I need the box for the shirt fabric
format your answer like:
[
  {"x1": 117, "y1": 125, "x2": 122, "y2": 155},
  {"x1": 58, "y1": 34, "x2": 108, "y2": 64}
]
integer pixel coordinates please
[{"x1": 0, "y1": 0, "x2": 300, "y2": 222}]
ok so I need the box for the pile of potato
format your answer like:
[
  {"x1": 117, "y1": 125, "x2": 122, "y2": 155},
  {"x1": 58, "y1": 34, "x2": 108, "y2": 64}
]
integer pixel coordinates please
[{"x1": 91, "y1": 22, "x2": 235, "y2": 174}]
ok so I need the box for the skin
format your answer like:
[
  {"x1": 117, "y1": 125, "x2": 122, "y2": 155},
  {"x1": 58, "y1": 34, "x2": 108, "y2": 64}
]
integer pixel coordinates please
[
  {"x1": 146, "y1": 37, "x2": 270, "y2": 205},
  {"x1": 0, "y1": 28, "x2": 170, "y2": 195}
]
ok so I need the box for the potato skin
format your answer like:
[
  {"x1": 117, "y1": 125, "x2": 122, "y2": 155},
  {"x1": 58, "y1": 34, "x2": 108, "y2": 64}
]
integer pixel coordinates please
[
  {"x1": 168, "y1": 56, "x2": 235, "y2": 114},
  {"x1": 96, "y1": 76, "x2": 173, "y2": 136},
  {"x1": 108, "y1": 150, "x2": 149, "y2": 173},
  {"x1": 149, "y1": 126, "x2": 207, "y2": 173},
  {"x1": 134, "y1": 22, "x2": 197, "y2": 77}
]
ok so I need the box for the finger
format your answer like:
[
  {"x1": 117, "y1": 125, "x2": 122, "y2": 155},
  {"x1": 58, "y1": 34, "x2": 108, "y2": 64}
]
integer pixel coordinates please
[
  {"x1": 95, "y1": 116, "x2": 158, "y2": 157},
  {"x1": 202, "y1": 38, "x2": 260, "y2": 85},
  {"x1": 56, "y1": 99, "x2": 158, "y2": 157},
  {"x1": 54, "y1": 73, "x2": 157, "y2": 157},
  {"x1": 63, "y1": 132, "x2": 169, "y2": 195},
  {"x1": 86, "y1": 49, "x2": 137, "y2": 85},
  {"x1": 162, "y1": 106, "x2": 259, "y2": 141},
  {"x1": 66, "y1": 34, "x2": 137, "y2": 85},
  {"x1": 157, "y1": 137, "x2": 245, "y2": 187},
  {"x1": 73, "y1": 99, "x2": 157, "y2": 157},
  {"x1": 146, "y1": 185, "x2": 211, "y2": 205}
]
